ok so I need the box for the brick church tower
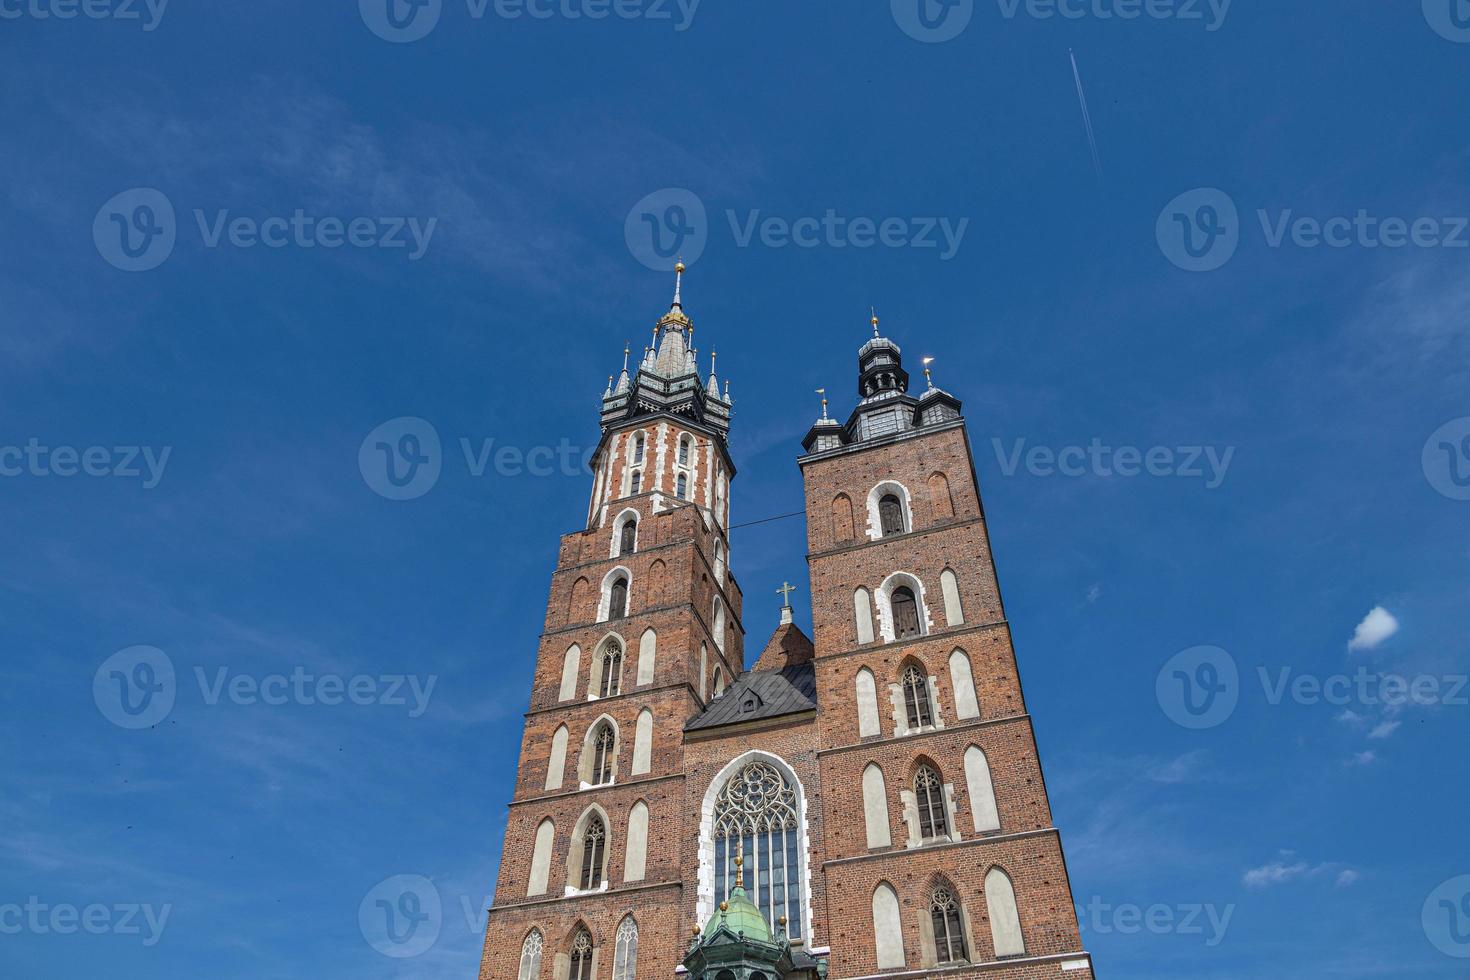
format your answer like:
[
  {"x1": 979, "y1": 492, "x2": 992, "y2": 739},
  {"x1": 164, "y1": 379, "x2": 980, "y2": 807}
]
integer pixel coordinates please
[{"x1": 476, "y1": 278, "x2": 1094, "y2": 979}]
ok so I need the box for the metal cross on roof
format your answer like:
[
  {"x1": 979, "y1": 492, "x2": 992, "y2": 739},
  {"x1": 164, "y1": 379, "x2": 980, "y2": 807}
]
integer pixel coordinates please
[{"x1": 776, "y1": 581, "x2": 798, "y2": 606}]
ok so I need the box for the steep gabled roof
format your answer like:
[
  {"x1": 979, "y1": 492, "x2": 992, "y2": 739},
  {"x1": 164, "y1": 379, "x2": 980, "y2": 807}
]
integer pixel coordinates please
[{"x1": 684, "y1": 663, "x2": 817, "y2": 733}]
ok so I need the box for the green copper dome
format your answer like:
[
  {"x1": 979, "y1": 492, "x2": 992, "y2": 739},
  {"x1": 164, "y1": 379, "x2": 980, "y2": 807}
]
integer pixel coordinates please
[{"x1": 704, "y1": 881, "x2": 772, "y2": 943}]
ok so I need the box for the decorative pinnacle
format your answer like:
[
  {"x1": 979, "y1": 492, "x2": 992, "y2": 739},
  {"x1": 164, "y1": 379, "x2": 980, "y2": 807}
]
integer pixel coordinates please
[
  {"x1": 673, "y1": 258, "x2": 685, "y2": 307},
  {"x1": 871, "y1": 306, "x2": 881, "y2": 338},
  {"x1": 735, "y1": 839, "x2": 746, "y2": 889},
  {"x1": 816, "y1": 387, "x2": 828, "y2": 421},
  {"x1": 622, "y1": 344, "x2": 631, "y2": 371},
  {"x1": 923, "y1": 356, "x2": 935, "y2": 390}
]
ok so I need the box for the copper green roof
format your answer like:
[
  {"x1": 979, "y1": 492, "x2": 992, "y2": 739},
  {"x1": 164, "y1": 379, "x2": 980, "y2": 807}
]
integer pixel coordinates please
[{"x1": 703, "y1": 883, "x2": 772, "y2": 943}]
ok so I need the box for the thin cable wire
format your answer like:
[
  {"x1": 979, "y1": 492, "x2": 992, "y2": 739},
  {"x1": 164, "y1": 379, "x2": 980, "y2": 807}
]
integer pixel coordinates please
[{"x1": 728, "y1": 509, "x2": 805, "y2": 531}]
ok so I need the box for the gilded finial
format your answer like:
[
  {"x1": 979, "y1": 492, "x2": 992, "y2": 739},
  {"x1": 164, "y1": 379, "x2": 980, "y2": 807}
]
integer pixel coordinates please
[
  {"x1": 922, "y1": 356, "x2": 936, "y2": 390},
  {"x1": 871, "y1": 306, "x2": 880, "y2": 338},
  {"x1": 719, "y1": 901, "x2": 729, "y2": 913},
  {"x1": 693, "y1": 924, "x2": 702, "y2": 936},
  {"x1": 672, "y1": 258, "x2": 685, "y2": 307},
  {"x1": 816, "y1": 387, "x2": 828, "y2": 421}
]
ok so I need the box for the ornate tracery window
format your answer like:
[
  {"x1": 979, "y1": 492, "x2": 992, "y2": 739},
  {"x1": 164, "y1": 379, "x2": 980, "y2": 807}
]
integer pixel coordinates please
[
  {"x1": 570, "y1": 930, "x2": 594, "y2": 980},
  {"x1": 591, "y1": 724, "x2": 615, "y2": 785},
  {"x1": 915, "y1": 764, "x2": 949, "y2": 840},
  {"x1": 580, "y1": 816, "x2": 606, "y2": 889},
  {"x1": 612, "y1": 916, "x2": 638, "y2": 980},
  {"x1": 931, "y1": 886, "x2": 968, "y2": 963},
  {"x1": 517, "y1": 929, "x2": 543, "y2": 980},
  {"x1": 902, "y1": 665, "x2": 934, "y2": 729},
  {"x1": 713, "y1": 761, "x2": 804, "y2": 939},
  {"x1": 600, "y1": 641, "x2": 622, "y2": 698}
]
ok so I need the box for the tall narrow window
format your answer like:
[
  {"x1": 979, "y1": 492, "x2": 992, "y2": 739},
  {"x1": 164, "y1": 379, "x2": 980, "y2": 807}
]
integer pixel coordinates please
[
  {"x1": 618, "y1": 519, "x2": 636, "y2": 556},
  {"x1": 591, "y1": 724, "x2": 615, "y2": 785},
  {"x1": 600, "y1": 642, "x2": 622, "y2": 698},
  {"x1": 608, "y1": 577, "x2": 628, "y2": 619},
  {"x1": 879, "y1": 493, "x2": 906, "y2": 536},
  {"x1": 633, "y1": 433, "x2": 645, "y2": 464},
  {"x1": 903, "y1": 665, "x2": 934, "y2": 729},
  {"x1": 892, "y1": 586, "x2": 921, "y2": 639},
  {"x1": 518, "y1": 930, "x2": 544, "y2": 980},
  {"x1": 915, "y1": 765, "x2": 949, "y2": 840},
  {"x1": 570, "y1": 930, "x2": 594, "y2": 980},
  {"x1": 712, "y1": 761, "x2": 805, "y2": 939},
  {"x1": 613, "y1": 916, "x2": 638, "y2": 980},
  {"x1": 931, "y1": 887, "x2": 968, "y2": 963},
  {"x1": 678, "y1": 437, "x2": 690, "y2": 466},
  {"x1": 580, "y1": 816, "x2": 606, "y2": 889},
  {"x1": 629, "y1": 469, "x2": 642, "y2": 494},
  {"x1": 676, "y1": 473, "x2": 688, "y2": 499}
]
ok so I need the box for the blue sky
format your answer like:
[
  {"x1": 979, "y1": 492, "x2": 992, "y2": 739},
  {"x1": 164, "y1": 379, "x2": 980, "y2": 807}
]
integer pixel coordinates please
[{"x1": 2, "y1": 2, "x2": 1469, "y2": 978}]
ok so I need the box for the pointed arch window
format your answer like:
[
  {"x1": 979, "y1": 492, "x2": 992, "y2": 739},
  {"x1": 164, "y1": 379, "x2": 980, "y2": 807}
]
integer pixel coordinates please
[
  {"x1": 915, "y1": 765, "x2": 949, "y2": 840},
  {"x1": 879, "y1": 493, "x2": 906, "y2": 536},
  {"x1": 632, "y1": 433, "x2": 645, "y2": 464},
  {"x1": 612, "y1": 916, "x2": 638, "y2": 980},
  {"x1": 931, "y1": 887, "x2": 968, "y2": 963},
  {"x1": 676, "y1": 473, "x2": 688, "y2": 499},
  {"x1": 678, "y1": 436, "x2": 691, "y2": 466},
  {"x1": 570, "y1": 929, "x2": 594, "y2": 980},
  {"x1": 892, "y1": 587, "x2": 921, "y2": 639},
  {"x1": 600, "y1": 641, "x2": 623, "y2": 698},
  {"x1": 902, "y1": 665, "x2": 934, "y2": 729},
  {"x1": 580, "y1": 816, "x2": 607, "y2": 889},
  {"x1": 618, "y1": 518, "x2": 637, "y2": 556},
  {"x1": 712, "y1": 761, "x2": 804, "y2": 939},
  {"x1": 518, "y1": 930, "x2": 544, "y2": 980},
  {"x1": 608, "y1": 577, "x2": 629, "y2": 619},
  {"x1": 629, "y1": 469, "x2": 642, "y2": 494},
  {"x1": 591, "y1": 723, "x2": 616, "y2": 785}
]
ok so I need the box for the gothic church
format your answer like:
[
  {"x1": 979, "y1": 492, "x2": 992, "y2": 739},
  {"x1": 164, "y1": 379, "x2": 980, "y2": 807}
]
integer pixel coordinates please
[{"x1": 477, "y1": 266, "x2": 1095, "y2": 980}]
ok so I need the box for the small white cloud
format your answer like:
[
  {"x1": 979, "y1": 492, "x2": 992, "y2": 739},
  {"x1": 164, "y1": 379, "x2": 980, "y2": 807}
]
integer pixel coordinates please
[
  {"x1": 1348, "y1": 750, "x2": 1378, "y2": 766},
  {"x1": 1147, "y1": 750, "x2": 1205, "y2": 785},
  {"x1": 1336, "y1": 870, "x2": 1361, "y2": 888},
  {"x1": 1335, "y1": 709, "x2": 1365, "y2": 726},
  {"x1": 1244, "y1": 862, "x2": 1309, "y2": 888},
  {"x1": 1348, "y1": 606, "x2": 1399, "y2": 652},
  {"x1": 1085, "y1": 584, "x2": 1101, "y2": 604},
  {"x1": 1367, "y1": 720, "x2": 1401, "y2": 740}
]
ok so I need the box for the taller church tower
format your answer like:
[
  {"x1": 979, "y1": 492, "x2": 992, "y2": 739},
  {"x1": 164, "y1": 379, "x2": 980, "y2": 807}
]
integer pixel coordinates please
[{"x1": 477, "y1": 287, "x2": 1094, "y2": 979}]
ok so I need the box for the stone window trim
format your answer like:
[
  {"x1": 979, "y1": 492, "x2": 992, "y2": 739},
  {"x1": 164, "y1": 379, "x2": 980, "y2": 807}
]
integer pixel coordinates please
[
  {"x1": 609, "y1": 508, "x2": 640, "y2": 559},
  {"x1": 564, "y1": 806, "x2": 613, "y2": 896},
  {"x1": 864, "y1": 479, "x2": 916, "y2": 541},
  {"x1": 805, "y1": 515, "x2": 985, "y2": 561},
  {"x1": 874, "y1": 571, "x2": 935, "y2": 644},
  {"x1": 814, "y1": 711, "x2": 1031, "y2": 760},
  {"x1": 596, "y1": 567, "x2": 635, "y2": 623},
  {"x1": 583, "y1": 632, "x2": 627, "y2": 703},
  {"x1": 807, "y1": 617, "x2": 1013, "y2": 674},
  {"x1": 887, "y1": 662, "x2": 945, "y2": 740},
  {"x1": 818, "y1": 826, "x2": 1062, "y2": 871}
]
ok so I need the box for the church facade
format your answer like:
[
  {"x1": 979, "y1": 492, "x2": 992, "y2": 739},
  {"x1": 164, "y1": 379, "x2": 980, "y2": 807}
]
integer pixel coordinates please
[{"x1": 476, "y1": 267, "x2": 1095, "y2": 980}]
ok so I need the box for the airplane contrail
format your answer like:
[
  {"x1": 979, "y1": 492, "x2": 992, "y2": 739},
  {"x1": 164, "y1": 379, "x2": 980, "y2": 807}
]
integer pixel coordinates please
[{"x1": 1070, "y1": 48, "x2": 1103, "y2": 181}]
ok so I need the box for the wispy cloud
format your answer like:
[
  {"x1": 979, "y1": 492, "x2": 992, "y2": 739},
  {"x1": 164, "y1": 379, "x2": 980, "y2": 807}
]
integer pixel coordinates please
[
  {"x1": 1244, "y1": 855, "x2": 1359, "y2": 889},
  {"x1": 1367, "y1": 720, "x2": 1401, "y2": 740}
]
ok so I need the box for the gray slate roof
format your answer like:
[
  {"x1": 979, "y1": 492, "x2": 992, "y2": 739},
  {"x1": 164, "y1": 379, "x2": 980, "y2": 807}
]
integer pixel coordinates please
[{"x1": 684, "y1": 663, "x2": 817, "y2": 732}]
